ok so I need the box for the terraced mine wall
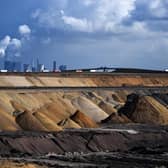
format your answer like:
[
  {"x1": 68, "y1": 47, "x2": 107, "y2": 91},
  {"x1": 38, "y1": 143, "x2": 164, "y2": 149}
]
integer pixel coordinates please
[
  {"x1": 1, "y1": 90, "x2": 168, "y2": 131},
  {"x1": 0, "y1": 73, "x2": 168, "y2": 167},
  {"x1": 0, "y1": 72, "x2": 167, "y2": 87},
  {"x1": 0, "y1": 73, "x2": 167, "y2": 131}
]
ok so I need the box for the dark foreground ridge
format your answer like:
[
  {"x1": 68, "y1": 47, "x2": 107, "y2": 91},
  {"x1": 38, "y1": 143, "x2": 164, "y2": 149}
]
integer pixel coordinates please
[{"x1": 1, "y1": 124, "x2": 168, "y2": 167}]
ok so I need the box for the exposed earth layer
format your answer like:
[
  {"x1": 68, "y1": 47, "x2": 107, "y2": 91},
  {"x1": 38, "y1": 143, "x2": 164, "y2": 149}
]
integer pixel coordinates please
[
  {"x1": 0, "y1": 73, "x2": 167, "y2": 87},
  {"x1": 0, "y1": 125, "x2": 168, "y2": 167},
  {"x1": 0, "y1": 73, "x2": 168, "y2": 167},
  {"x1": 0, "y1": 90, "x2": 168, "y2": 131}
]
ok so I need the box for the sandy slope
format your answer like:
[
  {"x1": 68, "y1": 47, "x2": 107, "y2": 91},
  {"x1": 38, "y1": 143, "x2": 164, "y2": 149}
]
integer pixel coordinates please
[
  {"x1": 131, "y1": 96, "x2": 168, "y2": 124},
  {"x1": 0, "y1": 74, "x2": 167, "y2": 87},
  {"x1": 0, "y1": 89, "x2": 167, "y2": 131},
  {"x1": 72, "y1": 96, "x2": 108, "y2": 122},
  {"x1": 0, "y1": 74, "x2": 166, "y2": 130}
]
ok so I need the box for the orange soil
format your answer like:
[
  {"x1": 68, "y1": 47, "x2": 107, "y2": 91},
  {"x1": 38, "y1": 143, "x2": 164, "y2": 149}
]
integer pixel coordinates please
[{"x1": 71, "y1": 110, "x2": 99, "y2": 128}]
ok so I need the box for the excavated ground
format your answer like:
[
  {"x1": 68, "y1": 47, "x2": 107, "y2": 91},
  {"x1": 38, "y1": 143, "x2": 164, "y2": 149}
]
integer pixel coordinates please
[
  {"x1": 0, "y1": 73, "x2": 167, "y2": 167},
  {"x1": 0, "y1": 125, "x2": 168, "y2": 167},
  {"x1": 1, "y1": 90, "x2": 168, "y2": 167},
  {"x1": 0, "y1": 73, "x2": 168, "y2": 87}
]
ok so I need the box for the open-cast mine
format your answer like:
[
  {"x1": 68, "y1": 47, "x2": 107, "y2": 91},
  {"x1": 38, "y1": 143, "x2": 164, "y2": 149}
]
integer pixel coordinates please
[{"x1": 0, "y1": 72, "x2": 168, "y2": 167}]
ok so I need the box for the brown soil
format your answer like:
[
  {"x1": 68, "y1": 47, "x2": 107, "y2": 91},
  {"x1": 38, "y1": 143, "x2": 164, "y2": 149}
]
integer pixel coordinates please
[
  {"x1": 15, "y1": 111, "x2": 48, "y2": 131},
  {"x1": 102, "y1": 113, "x2": 132, "y2": 124},
  {"x1": 71, "y1": 110, "x2": 99, "y2": 128},
  {"x1": 131, "y1": 96, "x2": 168, "y2": 125},
  {"x1": 33, "y1": 112, "x2": 63, "y2": 131}
]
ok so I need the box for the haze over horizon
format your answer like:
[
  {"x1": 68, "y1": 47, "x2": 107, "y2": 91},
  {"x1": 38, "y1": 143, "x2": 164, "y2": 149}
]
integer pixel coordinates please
[{"x1": 0, "y1": 0, "x2": 168, "y2": 70}]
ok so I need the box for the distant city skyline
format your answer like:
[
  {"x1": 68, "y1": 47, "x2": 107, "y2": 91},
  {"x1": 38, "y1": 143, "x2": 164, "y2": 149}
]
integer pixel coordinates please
[
  {"x1": 0, "y1": 0, "x2": 168, "y2": 70},
  {"x1": 2, "y1": 58, "x2": 68, "y2": 72}
]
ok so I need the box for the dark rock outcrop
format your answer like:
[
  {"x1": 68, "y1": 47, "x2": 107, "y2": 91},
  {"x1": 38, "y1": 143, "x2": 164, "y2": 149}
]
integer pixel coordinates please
[
  {"x1": 118, "y1": 93, "x2": 139, "y2": 118},
  {"x1": 0, "y1": 125, "x2": 168, "y2": 167},
  {"x1": 0, "y1": 125, "x2": 167, "y2": 156}
]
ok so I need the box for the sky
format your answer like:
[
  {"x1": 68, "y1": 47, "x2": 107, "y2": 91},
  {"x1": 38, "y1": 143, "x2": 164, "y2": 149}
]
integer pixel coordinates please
[{"x1": 0, "y1": 0, "x2": 168, "y2": 70}]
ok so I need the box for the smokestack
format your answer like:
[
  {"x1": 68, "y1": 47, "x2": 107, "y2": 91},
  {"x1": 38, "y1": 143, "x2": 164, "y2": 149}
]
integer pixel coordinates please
[{"x1": 53, "y1": 61, "x2": 57, "y2": 71}]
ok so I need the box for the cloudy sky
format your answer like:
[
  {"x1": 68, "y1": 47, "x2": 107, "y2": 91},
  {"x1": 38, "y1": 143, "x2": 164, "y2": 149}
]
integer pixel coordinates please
[{"x1": 0, "y1": 0, "x2": 168, "y2": 70}]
